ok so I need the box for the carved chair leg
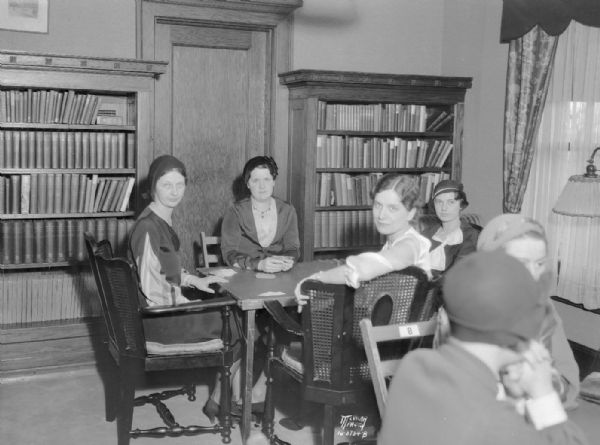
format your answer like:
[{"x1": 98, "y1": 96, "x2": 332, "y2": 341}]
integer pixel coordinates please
[
  {"x1": 103, "y1": 359, "x2": 119, "y2": 422},
  {"x1": 323, "y1": 405, "x2": 336, "y2": 445},
  {"x1": 117, "y1": 358, "x2": 138, "y2": 445}
]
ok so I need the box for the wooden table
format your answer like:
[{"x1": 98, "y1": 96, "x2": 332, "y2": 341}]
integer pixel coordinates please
[{"x1": 213, "y1": 260, "x2": 337, "y2": 444}]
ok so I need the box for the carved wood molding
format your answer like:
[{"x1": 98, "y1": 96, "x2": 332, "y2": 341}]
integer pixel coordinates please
[
  {"x1": 143, "y1": 0, "x2": 302, "y2": 15},
  {"x1": 0, "y1": 50, "x2": 168, "y2": 78},
  {"x1": 279, "y1": 70, "x2": 473, "y2": 90}
]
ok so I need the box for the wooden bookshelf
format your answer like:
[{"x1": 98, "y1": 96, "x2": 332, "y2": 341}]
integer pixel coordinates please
[
  {"x1": 279, "y1": 70, "x2": 472, "y2": 260},
  {"x1": 0, "y1": 50, "x2": 166, "y2": 375}
]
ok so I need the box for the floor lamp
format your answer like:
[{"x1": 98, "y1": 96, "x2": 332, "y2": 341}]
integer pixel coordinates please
[{"x1": 552, "y1": 147, "x2": 600, "y2": 309}]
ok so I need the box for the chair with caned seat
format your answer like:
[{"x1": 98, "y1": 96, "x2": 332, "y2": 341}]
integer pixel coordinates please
[
  {"x1": 84, "y1": 232, "x2": 236, "y2": 445},
  {"x1": 260, "y1": 267, "x2": 437, "y2": 445}
]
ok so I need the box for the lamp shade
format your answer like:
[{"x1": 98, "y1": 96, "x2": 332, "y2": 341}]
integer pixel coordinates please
[{"x1": 552, "y1": 175, "x2": 600, "y2": 217}]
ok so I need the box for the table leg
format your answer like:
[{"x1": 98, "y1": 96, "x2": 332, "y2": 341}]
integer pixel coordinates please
[{"x1": 240, "y1": 308, "x2": 256, "y2": 445}]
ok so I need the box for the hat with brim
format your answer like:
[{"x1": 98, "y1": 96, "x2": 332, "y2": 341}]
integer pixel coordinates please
[{"x1": 443, "y1": 250, "x2": 547, "y2": 347}]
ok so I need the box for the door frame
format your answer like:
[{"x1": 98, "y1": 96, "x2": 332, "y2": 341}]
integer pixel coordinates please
[{"x1": 137, "y1": 0, "x2": 301, "y2": 199}]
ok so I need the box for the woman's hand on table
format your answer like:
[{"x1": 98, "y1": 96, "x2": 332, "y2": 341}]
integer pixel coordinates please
[
  {"x1": 186, "y1": 274, "x2": 228, "y2": 294},
  {"x1": 258, "y1": 256, "x2": 294, "y2": 273}
]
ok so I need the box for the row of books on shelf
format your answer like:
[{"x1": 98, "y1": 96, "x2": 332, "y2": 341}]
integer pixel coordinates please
[
  {"x1": 0, "y1": 130, "x2": 135, "y2": 169},
  {"x1": 317, "y1": 102, "x2": 454, "y2": 133},
  {"x1": 0, "y1": 269, "x2": 100, "y2": 325},
  {"x1": 316, "y1": 135, "x2": 453, "y2": 169},
  {"x1": 314, "y1": 210, "x2": 385, "y2": 249},
  {"x1": 0, "y1": 217, "x2": 133, "y2": 266},
  {"x1": 317, "y1": 172, "x2": 450, "y2": 207},
  {"x1": 0, "y1": 89, "x2": 120, "y2": 125},
  {"x1": 0, "y1": 174, "x2": 134, "y2": 215}
]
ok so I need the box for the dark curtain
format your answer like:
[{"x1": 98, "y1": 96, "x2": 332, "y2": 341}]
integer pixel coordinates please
[
  {"x1": 503, "y1": 26, "x2": 558, "y2": 213},
  {"x1": 501, "y1": 0, "x2": 600, "y2": 42}
]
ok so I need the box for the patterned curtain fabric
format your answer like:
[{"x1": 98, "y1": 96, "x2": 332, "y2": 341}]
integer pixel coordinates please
[{"x1": 503, "y1": 26, "x2": 558, "y2": 213}]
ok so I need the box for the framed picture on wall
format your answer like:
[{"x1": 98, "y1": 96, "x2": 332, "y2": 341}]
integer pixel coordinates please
[{"x1": 0, "y1": 0, "x2": 48, "y2": 33}]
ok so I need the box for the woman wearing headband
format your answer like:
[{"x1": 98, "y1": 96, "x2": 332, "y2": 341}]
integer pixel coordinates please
[
  {"x1": 221, "y1": 156, "x2": 300, "y2": 272},
  {"x1": 477, "y1": 213, "x2": 580, "y2": 409}
]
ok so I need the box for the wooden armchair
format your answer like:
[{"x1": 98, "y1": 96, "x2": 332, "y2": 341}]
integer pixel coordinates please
[
  {"x1": 84, "y1": 233, "x2": 236, "y2": 445},
  {"x1": 260, "y1": 267, "x2": 436, "y2": 445},
  {"x1": 197, "y1": 231, "x2": 221, "y2": 268}
]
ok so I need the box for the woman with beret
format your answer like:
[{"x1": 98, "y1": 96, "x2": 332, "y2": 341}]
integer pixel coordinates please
[
  {"x1": 477, "y1": 213, "x2": 580, "y2": 409},
  {"x1": 421, "y1": 180, "x2": 481, "y2": 278},
  {"x1": 221, "y1": 156, "x2": 300, "y2": 272},
  {"x1": 129, "y1": 154, "x2": 239, "y2": 422}
]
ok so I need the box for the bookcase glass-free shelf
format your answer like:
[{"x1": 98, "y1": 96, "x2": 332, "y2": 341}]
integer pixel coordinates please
[
  {"x1": 279, "y1": 70, "x2": 472, "y2": 260},
  {"x1": 0, "y1": 50, "x2": 166, "y2": 376}
]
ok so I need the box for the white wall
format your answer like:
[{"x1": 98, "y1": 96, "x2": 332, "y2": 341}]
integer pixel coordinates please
[
  {"x1": 0, "y1": 0, "x2": 135, "y2": 58},
  {"x1": 293, "y1": 0, "x2": 443, "y2": 74}
]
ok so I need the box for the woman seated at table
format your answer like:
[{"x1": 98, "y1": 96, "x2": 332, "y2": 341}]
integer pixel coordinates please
[
  {"x1": 477, "y1": 213, "x2": 580, "y2": 409},
  {"x1": 221, "y1": 155, "x2": 300, "y2": 273},
  {"x1": 420, "y1": 180, "x2": 480, "y2": 278},
  {"x1": 129, "y1": 154, "x2": 240, "y2": 422},
  {"x1": 296, "y1": 173, "x2": 431, "y2": 307}
]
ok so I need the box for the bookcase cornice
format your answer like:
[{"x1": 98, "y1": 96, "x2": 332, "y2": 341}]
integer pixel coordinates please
[
  {"x1": 143, "y1": 0, "x2": 302, "y2": 15},
  {"x1": 0, "y1": 50, "x2": 168, "y2": 78}
]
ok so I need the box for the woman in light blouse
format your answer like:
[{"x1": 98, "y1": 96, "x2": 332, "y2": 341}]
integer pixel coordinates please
[{"x1": 221, "y1": 156, "x2": 300, "y2": 272}]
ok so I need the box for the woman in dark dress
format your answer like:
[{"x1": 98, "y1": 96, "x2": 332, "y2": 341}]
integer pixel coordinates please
[
  {"x1": 421, "y1": 180, "x2": 480, "y2": 278},
  {"x1": 129, "y1": 154, "x2": 237, "y2": 422}
]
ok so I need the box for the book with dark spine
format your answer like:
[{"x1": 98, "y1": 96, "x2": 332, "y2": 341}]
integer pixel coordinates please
[
  {"x1": 117, "y1": 133, "x2": 126, "y2": 168},
  {"x1": 1, "y1": 221, "x2": 11, "y2": 264},
  {"x1": 51, "y1": 132, "x2": 59, "y2": 168},
  {"x1": 0, "y1": 130, "x2": 4, "y2": 168},
  {"x1": 33, "y1": 220, "x2": 44, "y2": 263},
  {"x1": 27, "y1": 131, "x2": 35, "y2": 168},
  {"x1": 44, "y1": 220, "x2": 55, "y2": 263},
  {"x1": 0, "y1": 176, "x2": 5, "y2": 214},
  {"x1": 4, "y1": 131, "x2": 12, "y2": 167},
  {"x1": 46, "y1": 173, "x2": 55, "y2": 215},
  {"x1": 30, "y1": 173, "x2": 38, "y2": 214},
  {"x1": 12, "y1": 130, "x2": 20, "y2": 169},
  {"x1": 96, "y1": 132, "x2": 104, "y2": 168},
  {"x1": 89, "y1": 132, "x2": 96, "y2": 169},
  {"x1": 24, "y1": 220, "x2": 33, "y2": 264},
  {"x1": 37, "y1": 173, "x2": 47, "y2": 214},
  {"x1": 61, "y1": 90, "x2": 75, "y2": 124},
  {"x1": 77, "y1": 174, "x2": 87, "y2": 213},
  {"x1": 103, "y1": 133, "x2": 112, "y2": 168},
  {"x1": 86, "y1": 174, "x2": 99, "y2": 213},
  {"x1": 66, "y1": 219, "x2": 75, "y2": 261},
  {"x1": 109, "y1": 178, "x2": 126, "y2": 212},
  {"x1": 42, "y1": 132, "x2": 51, "y2": 168},
  {"x1": 62, "y1": 173, "x2": 71, "y2": 213},
  {"x1": 93, "y1": 178, "x2": 106, "y2": 213},
  {"x1": 19, "y1": 131, "x2": 28, "y2": 168},
  {"x1": 13, "y1": 220, "x2": 22, "y2": 264},
  {"x1": 56, "y1": 219, "x2": 66, "y2": 261}
]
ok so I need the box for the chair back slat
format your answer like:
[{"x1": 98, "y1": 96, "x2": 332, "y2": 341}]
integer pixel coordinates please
[
  {"x1": 199, "y1": 231, "x2": 221, "y2": 267},
  {"x1": 360, "y1": 318, "x2": 437, "y2": 417}
]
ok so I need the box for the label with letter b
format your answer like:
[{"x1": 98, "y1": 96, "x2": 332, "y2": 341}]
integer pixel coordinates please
[{"x1": 398, "y1": 324, "x2": 420, "y2": 337}]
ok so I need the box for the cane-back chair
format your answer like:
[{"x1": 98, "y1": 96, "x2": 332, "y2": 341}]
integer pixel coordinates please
[
  {"x1": 261, "y1": 266, "x2": 437, "y2": 445},
  {"x1": 84, "y1": 232, "x2": 236, "y2": 445}
]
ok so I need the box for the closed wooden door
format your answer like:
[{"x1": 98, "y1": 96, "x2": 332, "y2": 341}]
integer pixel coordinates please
[{"x1": 153, "y1": 23, "x2": 270, "y2": 269}]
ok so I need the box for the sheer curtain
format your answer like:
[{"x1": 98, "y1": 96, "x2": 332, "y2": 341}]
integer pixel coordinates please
[{"x1": 522, "y1": 22, "x2": 600, "y2": 308}]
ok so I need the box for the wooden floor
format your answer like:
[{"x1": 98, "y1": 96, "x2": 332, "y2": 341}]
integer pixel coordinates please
[{"x1": 1, "y1": 365, "x2": 599, "y2": 445}]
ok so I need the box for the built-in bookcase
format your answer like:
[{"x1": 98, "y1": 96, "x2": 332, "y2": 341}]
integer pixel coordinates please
[
  {"x1": 0, "y1": 50, "x2": 166, "y2": 375},
  {"x1": 280, "y1": 70, "x2": 472, "y2": 260}
]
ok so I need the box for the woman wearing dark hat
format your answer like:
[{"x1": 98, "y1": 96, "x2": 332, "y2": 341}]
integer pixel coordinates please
[
  {"x1": 477, "y1": 213, "x2": 580, "y2": 410},
  {"x1": 421, "y1": 179, "x2": 480, "y2": 277},
  {"x1": 129, "y1": 154, "x2": 239, "y2": 422},
  {"x1": 221, "y1": 156, "x2": 300, "y2": 272}
]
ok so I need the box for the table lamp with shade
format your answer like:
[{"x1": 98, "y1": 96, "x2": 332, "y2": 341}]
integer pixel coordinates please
[{"x1": 552, "y1": 147, "x2": 600, "y2": 309}]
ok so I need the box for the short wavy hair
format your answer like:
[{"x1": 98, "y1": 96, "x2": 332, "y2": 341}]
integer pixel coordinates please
[
  {"x1": 371, "y1": 174, "x2": 424, "y2": 211},
  {"x1": 242, "y1": 156, "x2": 278, "y2": 185}
]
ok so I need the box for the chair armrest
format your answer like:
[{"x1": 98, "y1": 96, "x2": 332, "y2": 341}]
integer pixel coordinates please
[
  {"x1": 264, "y1": 301, "x2": 303, "y2": 337},
  {"x1": 141, "y1": 296, "x2": 237, "y2": 316}
]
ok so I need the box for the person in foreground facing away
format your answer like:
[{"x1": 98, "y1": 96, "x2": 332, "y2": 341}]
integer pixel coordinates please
[
  {"x1": 477, "y1": 213, "x2": 580, "y2": 409},
  {"x1": 221, "y1": 155, "x2": 300, "y2": 272},
  {"x1": 128, "y1": 154, "x2": 239, "y2": 422},
  {"x1": 379, "y1": 250, "x2": 589, "y2": 445},
  {"x1": 421, "y1": 179, "x2": 481, "y2": 278},
  {"x1": 295, "y1": 173, "x2": 431, "y2": 307}
]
